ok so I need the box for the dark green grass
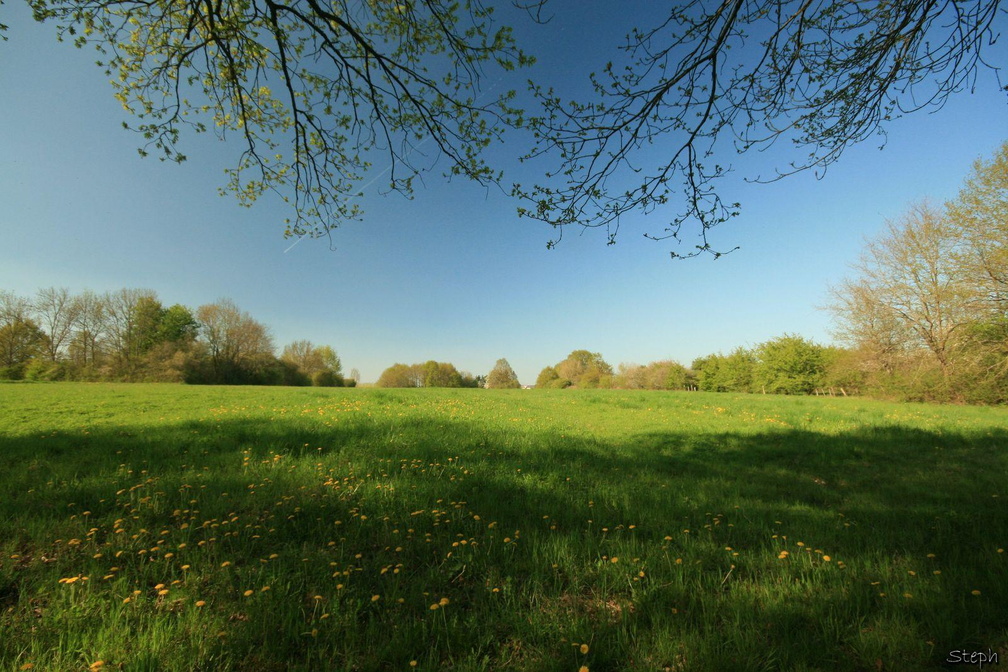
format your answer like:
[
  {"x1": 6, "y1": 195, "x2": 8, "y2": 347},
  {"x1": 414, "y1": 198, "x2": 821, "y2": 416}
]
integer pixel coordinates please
[{"x1": 0, "y1": 384, "x2": 1005, "y2": 671}]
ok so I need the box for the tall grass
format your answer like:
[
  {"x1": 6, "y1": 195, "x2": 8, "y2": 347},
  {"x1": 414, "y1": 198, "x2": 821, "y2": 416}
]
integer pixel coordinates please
[{"x1": 1, "y1": 384, "x2": 1005, "y2": 671}]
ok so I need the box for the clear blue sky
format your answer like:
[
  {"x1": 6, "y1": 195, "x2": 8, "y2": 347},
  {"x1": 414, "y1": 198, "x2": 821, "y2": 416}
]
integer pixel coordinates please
[{"x1": 1, "y1": 2, "x2": 1006, "y2": 384}]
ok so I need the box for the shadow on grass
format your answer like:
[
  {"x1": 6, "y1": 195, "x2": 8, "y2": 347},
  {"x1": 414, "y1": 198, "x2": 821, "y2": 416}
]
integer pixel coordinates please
[{"x1": 0, "y1": 412, "x2": 1006, "y2": 671}]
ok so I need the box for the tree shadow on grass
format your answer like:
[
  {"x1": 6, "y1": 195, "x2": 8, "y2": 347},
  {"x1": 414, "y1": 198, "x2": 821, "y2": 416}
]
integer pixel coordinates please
[{"x1": 0, "y1": 414, "x2": 1005, "y2": 671}]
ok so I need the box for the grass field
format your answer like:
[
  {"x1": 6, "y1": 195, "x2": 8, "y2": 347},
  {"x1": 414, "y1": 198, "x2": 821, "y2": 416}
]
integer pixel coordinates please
[{"x1": 0, "y1": 383, "x2": 1005, "y2": 671}]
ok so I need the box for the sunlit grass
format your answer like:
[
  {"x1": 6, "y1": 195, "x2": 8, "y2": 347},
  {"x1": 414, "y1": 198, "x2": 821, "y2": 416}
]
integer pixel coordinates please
[{"x1": 0, "y1": 383, "x2": 1005, "y2": 671}]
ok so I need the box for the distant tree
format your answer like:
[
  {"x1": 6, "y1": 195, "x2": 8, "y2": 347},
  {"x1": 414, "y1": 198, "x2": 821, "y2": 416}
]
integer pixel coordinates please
[
  {"x1": 130, "y1": 294, "x2": 167, "y2": 357},
  {"x1": 103, "y1": 288, "x2": 158, "y2": 364},
  {"x1": 280, "y1": 339, "x2": 341, "y2": 382},
  {"x1": 376, "y1": 363, "x2": 416, "y2": 388},
  {"x1": 693, "y1": 349, "x2": 755, "y2": 393},
  {"x1": 753, "y1": 335, "x2": 826, "y2": 395},
  {"x1": 349, "y1": 368, "x2": 361, "y2": 385},
  {"x1": 196, "y1": 299, "x2": 274, "y2": 382},
  {"x1": 486, "y1": 358, "x2": 520, "y2": 389},
  {"x1": 613, "y1": 363, "x2": 645, "y2": 390},
  {"x1": 458, "y1": 371, "x2": 485, "y2": 388},
  {"x1": 554, "y1": 350, "x2": 612, "y2": 388},
  {"x1": 71, "y1": 290, "x2": 108, "y2": 367},
  {"x1": 0, "y1": 319, "x2": 47, "y2": 373},
  {"x1": 158, "y1": 304, "x2": 199, "y2": 343},
  {"x1": 535, "y1": 365, "x2": 560, "y2": 388},
  {"x1": 34, "y1": 287, "x2": 81, "y2": 362},
  {"x1": 421, "y1": 361, "x2": 462, "y2": 387}
]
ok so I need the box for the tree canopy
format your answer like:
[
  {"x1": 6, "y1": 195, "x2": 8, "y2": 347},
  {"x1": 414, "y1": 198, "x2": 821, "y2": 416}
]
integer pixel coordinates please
[{"x1": 16, "y1": 0, "x2": 1005, "y2": 254}]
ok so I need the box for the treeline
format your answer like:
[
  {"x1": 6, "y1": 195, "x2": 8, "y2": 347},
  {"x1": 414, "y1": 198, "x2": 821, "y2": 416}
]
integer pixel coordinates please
[
  {"x1": 374, "y1": 358, "x2": 522, "y2": 389},
  {"x1": 535, "y1": 339, "x2": 844, "y2": 395},
  {"x1": 0, "y1": 288, "x2": 357, "y2": 387}
]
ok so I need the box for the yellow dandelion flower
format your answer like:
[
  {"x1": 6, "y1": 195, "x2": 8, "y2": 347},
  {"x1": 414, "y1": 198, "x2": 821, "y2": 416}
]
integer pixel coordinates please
[
  {"x1": 243, "y1": 590, "x2": 254, "y2": 597},
  {"x1": 410, "y1": 662, "x2": 418, "y2": 668},
  {"x1": 822, "y1": 555, "x2": 831, "y2": 562},
  {"x1": 122, "y1": 597, "x2": 131, "y2": 604},
  {"x1": 89, "y1": 661, "x2": 104, "y2": 671},
  {"x1": 439, "y1": 597, "x2": 450, "y2": 606},
  {"x1": 430, "y1": 603, "x2": 439, "y2": 611},
  {"x1": 19, "y1": 664, "x2": 34, "y2": 670},
  {"x1": 195, "y1": 600, "x2": 206, "y2": 607},
  {"x1": 971, "y1": 590, "x2": 982, "y2": 596},
  {"x1": 610, "y1": 557, "x2": 618, "y2": 563},
  {"x1": 579, "y1": 666, "x2": 589, "y2": 672},
  {"x1": 221, "y1": 561, "x2": 232, "y2": 568},
  {"x1": 580, "y1": 643, "x2": 589, "y2": 654},
  {"x1": 154, "y1": 584, "x2": 165, "y2": 590},
  {"x1": 261, "y1": 586, "x2": 271, "y2": 592},
  {"x1": 371, "y1": 594, "x2": 380, "y2": 602},
  {"x1": 158, "y1": 589, "x2": 169, "y2": 596}
]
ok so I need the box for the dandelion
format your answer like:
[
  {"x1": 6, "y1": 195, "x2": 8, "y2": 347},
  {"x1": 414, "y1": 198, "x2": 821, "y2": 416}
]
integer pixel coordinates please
[
  {"x1": 580, "y1": 643, "x2": 590, "y2": 654},
  {"x1": 971, "y1": 590, "x2": 982, "y2": 596},
  {"x1": 221, "y1": 561, "x2": 232, "y2": 568},
  {"x1": 89, "y1": 662, "x2": 104, "y2": 671},
  {"x1": 579, "y1": 667, "x2": 589, "y2": 672},
  {"x1": 158, "y1": 589, "x2": 169, "y2": 596},
  {"x1": 410, "y1": 662, "x2": 418, "y2": 668},
  {"x1": 196, "y1": 600, "x2": 206, "y2": 607},
  {"x1": 610, "y1": 557, "x2": 618, "y2": 564},
  {"x1": 430, "y1": 603, "x2": 439, "y2": 611},
  {"x1": 371, "y1": 594, "x2": 380, "y2": 602},
  {"x1": 244, "y1": 590, "x2": 254, "y2": 597}
]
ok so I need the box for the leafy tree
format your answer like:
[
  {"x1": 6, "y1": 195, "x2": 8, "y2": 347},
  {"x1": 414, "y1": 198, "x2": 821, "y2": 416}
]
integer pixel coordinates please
[
  {"x1": 535, "y1": 365, "x2": 560, "y2": 388},
  {"x1": 158, "y1": 304, "x2": 199, "y2": 343},
  {"x1": 486, "y1": 357, "x2": 520, "y2": 389},
  {"x1": 130, "y1": 294, "x2": 167, "y2": 357},
  {"x1": 22, "y1": 0, "x2": 1003, "y2": 253},
  {"x1": 554, "y1": 350, "x2": 612, "y2": 388},
  {"x1": 753, "y1": 335, "x2": 826, "y2": 395},
  {"x1": 693, "y1": 349, "x2": 755, "y2": 393},
  {"x1": 376, "y1": 363, "x2": 416, "y2": 388},
  {"x1": 0, "y1": 318, "x2": 48, "y2": 373},
  {"x1": 349, "y1": 368, "x2": 361, "y2": 385}
]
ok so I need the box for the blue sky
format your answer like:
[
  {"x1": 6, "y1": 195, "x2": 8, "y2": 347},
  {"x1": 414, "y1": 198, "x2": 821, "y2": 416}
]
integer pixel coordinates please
[{"x1": 1, "y1": 1, "x2": 1006, "y2": 384}]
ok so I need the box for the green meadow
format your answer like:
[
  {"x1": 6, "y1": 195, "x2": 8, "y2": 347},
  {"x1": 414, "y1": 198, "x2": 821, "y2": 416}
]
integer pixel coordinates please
[{"x1": 0, "y1": 383, "x2": 1005, "y2": 671}]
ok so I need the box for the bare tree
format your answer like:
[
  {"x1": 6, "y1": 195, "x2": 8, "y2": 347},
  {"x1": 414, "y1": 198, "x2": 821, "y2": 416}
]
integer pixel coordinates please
[
  {"x1": 34, "y1": 287, "x2": 81, "y2": 361},
  {"x1": 516, "y1": 0, "x2": 1006, "y2": 255},
  {"x1": 197, "y1": 299, "x2": 274, "y2": 376},
  {"x1": 103, "y1": 288, "x2": 158, "y2": 363},
  {"x1": 71, "y1": 290, "x2": 108, "y2": 367}
]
